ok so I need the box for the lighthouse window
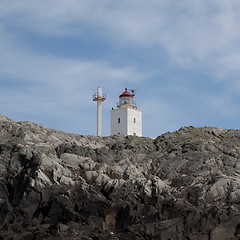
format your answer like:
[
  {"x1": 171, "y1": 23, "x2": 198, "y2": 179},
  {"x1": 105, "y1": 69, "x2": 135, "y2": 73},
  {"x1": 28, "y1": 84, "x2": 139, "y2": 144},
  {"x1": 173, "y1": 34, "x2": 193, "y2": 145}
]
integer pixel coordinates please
[
  {"x1": 118, "y1": 118, "x2": 120, "y2": 123},
  {"x1": 134, "y1": 118, "x2": 136, "y2": 123}
]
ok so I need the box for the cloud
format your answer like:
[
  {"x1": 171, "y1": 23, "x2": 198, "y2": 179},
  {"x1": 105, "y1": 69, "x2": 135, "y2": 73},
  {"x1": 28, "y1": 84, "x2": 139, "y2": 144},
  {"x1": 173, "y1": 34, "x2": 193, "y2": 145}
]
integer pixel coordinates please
[
  {"x1": 2, "y1": 0, "x2": 240, "y2": 77},
  {"x1": 1, "y1": 0, "x2": 240, "y2": 135},
  {"x1": 0, "y1": 25, "x2": 148, "y2": 88},
  {"x1": 0, "y1": 24, "x2": 152, "y2": 136},
  {"x1": 218, "y1": 54, "x2": 240, "y2": 75},
  {"x1": 1, "y1": 2, "x2": 240, "y2": 51}
]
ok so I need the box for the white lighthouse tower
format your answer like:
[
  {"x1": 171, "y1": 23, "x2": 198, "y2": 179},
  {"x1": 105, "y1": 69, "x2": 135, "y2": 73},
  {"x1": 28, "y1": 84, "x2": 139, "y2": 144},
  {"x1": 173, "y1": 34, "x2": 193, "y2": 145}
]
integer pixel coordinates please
[{"x1": 111, "y1": 88, "x2": 142, "y2": 136}]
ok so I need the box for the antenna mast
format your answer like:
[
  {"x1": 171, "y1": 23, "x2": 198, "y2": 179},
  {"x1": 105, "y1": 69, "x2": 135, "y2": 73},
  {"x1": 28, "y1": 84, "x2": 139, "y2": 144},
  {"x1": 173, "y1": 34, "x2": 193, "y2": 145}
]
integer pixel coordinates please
[{"x1": 93, "y1": 87, "x2": 106, "y2": 136}]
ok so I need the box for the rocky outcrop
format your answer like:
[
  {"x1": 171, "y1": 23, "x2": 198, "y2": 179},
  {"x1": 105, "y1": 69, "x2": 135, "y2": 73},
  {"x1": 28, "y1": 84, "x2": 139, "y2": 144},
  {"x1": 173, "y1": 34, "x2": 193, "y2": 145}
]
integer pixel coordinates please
[{"x1": 0, "y1": 115, "x2": 240, "y2": 239}]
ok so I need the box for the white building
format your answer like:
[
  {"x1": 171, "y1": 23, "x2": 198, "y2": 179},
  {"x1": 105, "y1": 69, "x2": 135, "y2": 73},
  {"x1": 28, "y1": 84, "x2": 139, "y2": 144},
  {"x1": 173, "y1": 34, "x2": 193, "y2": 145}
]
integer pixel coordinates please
[{"x1": 111, "y1": 88, "x2": 142, "y2": 136}]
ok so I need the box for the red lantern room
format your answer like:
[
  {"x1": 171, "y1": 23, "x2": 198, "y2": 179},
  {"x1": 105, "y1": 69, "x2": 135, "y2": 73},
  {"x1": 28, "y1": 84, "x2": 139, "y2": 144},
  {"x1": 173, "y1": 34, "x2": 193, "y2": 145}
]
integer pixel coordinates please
[{"x1": 117, "y1": 88, "x2": 136, "y2": 108}]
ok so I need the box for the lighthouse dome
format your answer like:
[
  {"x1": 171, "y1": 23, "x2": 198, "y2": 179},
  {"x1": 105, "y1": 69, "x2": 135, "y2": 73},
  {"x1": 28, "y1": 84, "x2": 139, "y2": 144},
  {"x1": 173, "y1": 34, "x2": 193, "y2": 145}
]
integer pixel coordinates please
[{"x1": 119, "y1": 88, "x2": 134, "y2": 98}]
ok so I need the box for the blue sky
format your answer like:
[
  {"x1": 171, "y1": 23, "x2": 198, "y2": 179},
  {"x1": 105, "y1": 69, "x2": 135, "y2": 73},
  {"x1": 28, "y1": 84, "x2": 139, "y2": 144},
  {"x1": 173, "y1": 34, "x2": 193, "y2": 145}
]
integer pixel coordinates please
[{"x1": 1, "y1": 0, "x2": 240, "y2": 137}]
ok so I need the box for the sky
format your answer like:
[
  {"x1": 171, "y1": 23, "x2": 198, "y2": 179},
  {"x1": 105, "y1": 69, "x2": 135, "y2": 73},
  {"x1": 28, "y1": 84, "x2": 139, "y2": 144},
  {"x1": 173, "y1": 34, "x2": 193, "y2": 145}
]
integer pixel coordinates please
[{"x1": 1, "y1": 0, "x2": 240, "y2": 138}]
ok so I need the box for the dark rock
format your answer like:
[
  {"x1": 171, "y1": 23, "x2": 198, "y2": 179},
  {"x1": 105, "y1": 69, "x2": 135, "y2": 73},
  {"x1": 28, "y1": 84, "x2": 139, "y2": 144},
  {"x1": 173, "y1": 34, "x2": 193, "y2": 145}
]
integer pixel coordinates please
[{"x1": 0, "y1": 115, "x2": 240, "y2": 239}]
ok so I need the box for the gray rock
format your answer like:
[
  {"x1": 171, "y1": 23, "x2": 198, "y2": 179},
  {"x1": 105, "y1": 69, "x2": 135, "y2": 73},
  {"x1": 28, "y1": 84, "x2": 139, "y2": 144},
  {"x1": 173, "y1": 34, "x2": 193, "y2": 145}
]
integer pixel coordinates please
[{"x1": 0, "y1": 116, "x2": 240, "y2": 239}]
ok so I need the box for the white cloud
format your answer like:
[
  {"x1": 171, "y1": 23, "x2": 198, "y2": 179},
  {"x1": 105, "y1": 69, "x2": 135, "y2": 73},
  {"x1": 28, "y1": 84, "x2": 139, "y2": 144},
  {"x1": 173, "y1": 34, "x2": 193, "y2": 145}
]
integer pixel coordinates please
[
  {"x1": 0, "y1": 25, "x2": 151, "y2": 133},
  {"x1": 0, "y1": 27, "x2": 148, "y2": 88},
  {"x1": 2, "y1": 0, "x2": 240, "y2": 75},
  {"x1": 218, "y1": 54, "x2": 240, "y2": 74},
  {"x1": 1, "y1": 0, "x2": 240, "y2": 135}
]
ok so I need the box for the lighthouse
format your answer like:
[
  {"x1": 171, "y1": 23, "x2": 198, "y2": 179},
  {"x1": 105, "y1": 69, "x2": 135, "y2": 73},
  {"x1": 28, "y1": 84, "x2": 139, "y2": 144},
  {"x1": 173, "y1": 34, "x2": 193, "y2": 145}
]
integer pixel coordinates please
[{"x1": 111, "y1": 88, "x2": 142, "y2": 136}]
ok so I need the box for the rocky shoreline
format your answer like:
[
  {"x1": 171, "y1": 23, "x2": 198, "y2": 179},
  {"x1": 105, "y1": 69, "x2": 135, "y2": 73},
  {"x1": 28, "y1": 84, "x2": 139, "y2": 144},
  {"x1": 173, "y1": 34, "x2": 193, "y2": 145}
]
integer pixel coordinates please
[{"x1": 0, "y1": 114, "x2": 240, "y2": 239}]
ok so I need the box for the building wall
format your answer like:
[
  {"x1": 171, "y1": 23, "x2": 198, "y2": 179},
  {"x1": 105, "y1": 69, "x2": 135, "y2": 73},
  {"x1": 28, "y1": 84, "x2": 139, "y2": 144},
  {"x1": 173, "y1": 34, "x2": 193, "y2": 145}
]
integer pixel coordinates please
[
  {"x1": 111, "y1": 108, "x2": 128, "y2": 135},
  {"x1": 111, "y1": 107, "x2": 142, "y2": 136},
  {"x1": 127, "y1": 108, "x2": 142, "y2": 136}
]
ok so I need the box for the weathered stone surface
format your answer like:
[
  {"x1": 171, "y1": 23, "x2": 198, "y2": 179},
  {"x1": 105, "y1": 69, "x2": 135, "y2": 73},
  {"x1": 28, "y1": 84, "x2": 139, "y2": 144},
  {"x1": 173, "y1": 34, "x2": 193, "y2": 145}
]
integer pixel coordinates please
[{"x1": 0, "y1": 114, "x2": 240, "y2": 239}]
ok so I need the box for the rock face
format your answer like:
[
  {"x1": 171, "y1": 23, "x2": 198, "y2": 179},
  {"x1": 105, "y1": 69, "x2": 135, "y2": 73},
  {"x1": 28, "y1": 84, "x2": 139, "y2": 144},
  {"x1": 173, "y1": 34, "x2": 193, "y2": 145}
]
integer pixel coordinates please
[{"x1": 0, "y1": 115, "x2": 240, "y2": 239}]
